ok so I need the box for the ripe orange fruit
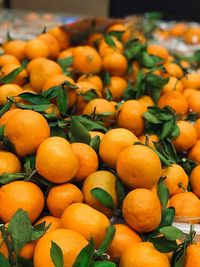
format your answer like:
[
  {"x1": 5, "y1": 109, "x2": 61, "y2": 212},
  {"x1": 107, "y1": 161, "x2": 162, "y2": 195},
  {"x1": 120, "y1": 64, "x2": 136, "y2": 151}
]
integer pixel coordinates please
[
  {"x1": 162, "y1": 77, "x2": 183, "y2": 93},
  {"x1": 116, "y1": 144, "x2": 162, "y2": 189},
  {"x1": 25, "y1": 39, "x2": 49, "y2": 60},
  {"x1": 73, "y1": 45, "x2": 102, "y2": 74},
  {"x1": 57, "y1": 47, "x2": 74, "y2": 60},
  {"x1": 187, "y1": 90, "x2": 200, "y2": 114},
  {"x1": 33, "y1": 229, "x2": 88, "y2": 267},
  {"x1": 82, "y1": 170, "x2": 118, "y2": 217},
  {"x1": 164, "y1": 62, "x2": 184, "y2": 78},
  {"x1": 120, "y1": 242, "x2": 170, "y2": 267},
  {"x1": 36, "y1": 137, "x2": 78, "y2": 183},
  {"x1": 107, "y1": 23, "x2": 131, "y2": 43},
  {"x1": 138, "y1": 95, "x2": 155, "y2": 108},
  {"x1": 26, "y1": 57, "x2": 47, "y2": 74},
  {"x1": 0, "y1": 108, "x2": 21, "y2": 126},
  {"x1": 4, "y1": 109, "x2": 50, "y2": 156},
  {"x1": 181, "y1": 72, "x2": 200, "y2": 89},
  {"x1": 102, "y1": 52, "x2": 128, "y2": 76},
  {"x1": 47, "y1": 183, "x2": 83, "y2": 218},
  {"x1": 157, "y1": 90, "x2": 188, "y2": 116},
  {"x1": 0, "y1": 150, "x2": 21, "y2": 175},
  {"x1": 77, "y1": 74, "x2": 103, "y2": 91},
  {"x1": 48, "y1": 26, "x2": 70, "y2": 50},
  {"x1": 182, "y1": 88, "x2": 197, "y2": 99},
  {"x1": 116, "y1": 100, "x2": 146, "y2": 136},
  {"x1": 122, "y1": 189, "x2": 161, "y2": 233},
  {"x1": 0, "y1": 54, "x2": 20, "y2": 66},
  {"x1": 169, "y1": 23, "x2": 187, "y2": 36},
  {"x1": 104, "y1": 76, "x2": 128, "y2": 101},
  {"x1": 37, "y1": 33, "x2": 60, "y2": 59},
  {"x1": 3, "y1": 40, "x2": 26, "y2": 60},
  {"x1": 0, "y1": 63, "x2": 28, "y2": 86},
  {"x1": 194, "y1": 118, "x2": 200, "y2": 139},
  {"x1": 138, "y1": 134, "x2": 158, "y2": 148},
  {"x1": 0, "y1": 181, "x2": 44, "y2": 223},
  {"x1": 61, "y1": 203, "x2": 110, "y2": 248},
  {"x1": 0, "y1": 84, "x2": 23, "y2": 105},
  {"x1": 184, "y1": 242, "x2": 200, "y2": 267},
  {"x1": 71, "y1": 143, "x2": 98, "y2": 182},
  {"x1": 87, "y1": 32, "x2": 103, "y2": 47},
  {"x1": 99, "y1": 128, "x2": 138, "y2": 168},
  {"x1": 188, "y1": 140, "x2": 200, "y2": 164},
  {"x1": 162, "y1": 164, "x2": 188, "y2": 195},
  {"x1": 147, "y1": 44, "x2": 169, "y2": 61},
  {"x1": 107, "y1": 224, "x2": 142, "y2": 259},
  {"x1": 98, "y1": 36, "x2": 123, "y2": 57},
  {"x1": 172, "y1": 121, "x2": 198, "y2": 152},
  {"x1": 35, "y1": 216, "x2": 62, "y2": 232},
  {"x1": 184, "y1": 27, "x2": 200, "y2": 44},
  {"x1": 190, "y1": 165, "x2": 200, "y2": 198},
  {"x1": 89, "y1": 130, "x2": 105, "y2": 140}
]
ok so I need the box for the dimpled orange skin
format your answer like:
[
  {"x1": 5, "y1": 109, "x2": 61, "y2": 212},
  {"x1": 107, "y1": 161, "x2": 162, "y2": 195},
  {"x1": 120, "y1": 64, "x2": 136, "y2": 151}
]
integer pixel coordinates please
[
  {"x1": 104, "y1": 76, "x2": 128, "y2": 101},
  {"x1": 0, "y1": 84, "x2": 23, "y2": 105},
  {"x1": 35, "y1": 216, "x2": 62, "y2": 232},
  {"x1": 99, "y1": 128, "x2": 138, "y2": 168},
  {"x1": 181, "y1": 72, "x2": 200, "y2": 89},
  {"x1": 162, "y1": 164, "x2": 188, "y2": 196},
  {"x1": 61, "y1": 203, "x2": 110, "y2": 248},
  {"x1": 122, "y1": 189, "x2": 161, "y2": 233},
  {"x1": 194, "y1": 118, "x2": 200, "y2": 139},
  {"x1": 120, "y1": 242, "x2": 170, "y2": 267},
  {"x1": 187, "y1": 91, "x2": 200, "y2": 114},
  {"x1": 77, "y1": 74, "x2": 103, "y2": 91},
  {"x1": 0, "y1": 181, "x2": 44, "y2": 223},
  {"x1": 3, "y1": 40, "x2": 26, "y2": 61},
  {"x1": 47, "y1": 183, "x2": 83, "y2": 218},
  {"x1": 0, "y1": 109, "x2": 21, "y2": 127},
  {"x1": 147, "y1": 44, "x2": 169, "y2": 61},
  {"x1": 37, "y1": 33, "x2": 60, "y2": 59},
  {"x1": 107, "y1": 224, "x2": 142, "y2": 259},
  {"x1": 36, "y1": 137, "x2": 79, "y2": 184},
  {"x1": 190, "y1": 165, "x2": 200, "y2": 198},
  {"x1": 116, "y1": 145, "x2": 162, "y2": 189},
  {"x1": 0, "y1": 54, "x2": 20, "y2": 66},
  {"x1": 116, "y1": 100, "x2": 146, "y2": 136},
  {"x1": 164, "y1": 62, "x2": 184, "y2": 78},
  {"x1": 83, "y1": 98, "x2": 115, "y2": 115},
  {"x1": 188, "y1": 140, "x2": 200, "y2": 164},
  {"x1": 184, "y1": 243, "x2": 200, "y2": 267},
  {"x1": 82, "y1": 170, "x2": 118, "y2": 217},
  {"x1": 71, "y1": 143, "x2": 99, "y2": 182},
  {"x1": 4, "y1": 109, "x2": 50, "y2": 157},
  {"x1": 0, "y1": 151, "x2": 21, "y2": 175},
  {"x1": 48, "y1": 27, "x2": 70, "y2": 50},
  {"x1": 25, "y1": 39, "x2": 49, "y2": 60},
  {"x1": 102, "y1": 52, "x2": 128, "y2": 76},
  {"x1": 33, "y1": 229, "x2": 88, "y2": 267}
]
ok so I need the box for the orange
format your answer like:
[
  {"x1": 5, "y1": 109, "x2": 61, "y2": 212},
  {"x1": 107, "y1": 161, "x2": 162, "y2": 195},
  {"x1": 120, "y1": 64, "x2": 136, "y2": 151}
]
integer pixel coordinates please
[
  {"x1": 0, "y1": 150, "x2": 21, "y2": 175},
  {"x1": 102, "y1": 52, "x2": 128, "y2": 76},
  {"x1": 4, "y1": 109, "x2": 50, "y2": 156},
  {"x1": 188, "y1": 140, "x2": 200, "y2": 164},
  {"x1": 77, "y1": 74, "x2": 103, "y2": 91},
  {"x1": 99, "y1": 128, "x2": 138, "y2": 168},
  {"x1": 184, "y1": 242, "x2": 200, "y2": 267},
  {"x1": 36, "y1": 136, "x2": 78, "y2": 183},
  {"x1": 87, "y1": 32, "x2": 103, "y2": 47},
  {"x1": 184, "y1": 27, "x2": 200, "y2": 44},
  {"x1": 48, "y1": 26, "x2": 70, "y2": 50},
  {"x1": 3, "y1": 40, "x2": 26, "y2": 61},
  {"x1": 0, "y1": 63, "x2": 28, "y2": 86},
  {"x1": 22, "y1": 83, "x2": 35, "y2": 91},
  {"x1": 0, "y1": 84, "x2": 23, "y2": 105},
  {"x1": 98, "y1": 36, "x2": 123, "y2": 57},
  {"x1": 0, "y1": 181, "x2": 44, "y2": 223},
  {"x1": 73, "y1": 45, "x2": 102, "y2": 74},
  {"x1": 57, "y1": 47, "x2": 74, "y2": 60},
  {"x1": 71, "y1": 143, "x2": 98, "y2": 182},
  {"x1": 116, "y1": 100, "x2": 146, "y2": 136},
  {"x1": 164, "y1": 62, "x2": 184, "y2": 78},
  {"x1": 162, "y1": 164, "x2": 188, "y2": 196},
  {"x1": 124, "y1": 61, "x2": 139, "y2": 84},
  {"x1": 138, "y1": 134, "x2": 158, "y2": 148},
  {"x1": 194, "y1": 118, "x2": 200, "y2": 139},
  {"x1": 44, "y1": 104, "x2": 61, "y2": 118},
  {"x1": 138, "y1": 95, "x2": 155, "y2": 108},
  {"x1": 33, "y1": 229, "x2": 87, "y2": 267},
  {"x1": 190, "y1": 165, "x2": 200, "y2": 198},
  {"x1": 0, "y1": 108, "x2": 21, "y2": 126},
  {"x1": 182, "y1": 88, "x2": 197, "y2": 99},
  {"x1": 116, "y1": 144, "x2": 162, "y2": 189},
  {"x1": 61, "y1": 203, "x2": 110, "y2": 248},
  {"x1": 157, "y1": 90, "x2": 188, "y2": 116},
  {"x1": 170, "y1": 192, "x2": 200, "y2": 220},
  {"x1": 104, "y1": 76, "x2": 128, "y2": 101},
  {"x1": 0, "y1": 54, "x2": 20, "y2": 66},
  {"x1": 187, "y1": 90, "x2": 200, "y2": 114},
  {"x1": 25, "y1": 38, "x2": 49, "y2": 60},
  {"x1": 89, "y1": 130, "x2": 105, "y2": 140},
  {"x1": 19, "y1": 241, "x2": 36, "y2": 260},
  {"x1": 35, "y1": 216, "x2": 62, "y2": 232},
  {"x1": 147, "y1": 44, "x2": 169, "y2": 61},
  {"x1": 172, "y1": 121, "x2": 198, "y2": 152},
  {"x1": 122, "y1": 189, "x2": 161, "y2": 233},
  {"x1": 181, "y1": 72, "x2": 200, "y2": 89},
  {"x1": 120, "y1": 242, "x2": 170, "y2": 267},
  {"x1": 37, "y1": 33, "x2": 60, "y2": 59},
  {"x1": 162, "y1": 77, "x2": 183, "y2": 93},
  {"x1": 82, "y1": 170, "x2": 118, "y2": 217},
  {"x1": 47, "y1": 183, "x2": 83, "y2": 218},
  {"x1": 26, "y1": 57, "x2": 47, "y2": 74},
  {"x1": 169, "y1": 22, "x2": 187, "y2": 36},
  {"x1": 107, "y1": 23, "x2": 131, "y2": 43},
  {"x1": 107, "y1": 224, "x2": 142, "y2": 259}
]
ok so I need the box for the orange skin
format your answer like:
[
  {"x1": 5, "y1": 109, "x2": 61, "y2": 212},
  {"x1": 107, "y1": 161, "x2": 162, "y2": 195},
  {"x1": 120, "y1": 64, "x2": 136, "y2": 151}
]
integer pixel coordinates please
[
  {"x1": 25, "y1": 39, "x2": 49, "y2": 60},
  {"x1": 47, "y1": 183, "x2": 83, "y2": 218},
  {"x1": 120, "y1": 242, "x2": 170, "y2": 267},
  {"x1": 26, "y1": 57, "x2": 47, "y2": 74},
  {"x1": 182, "y1": 88, "x2": 197, "y2": 99},
  {"x1": 0, "y1": 54, "x2": 20, "y2": 66},
  {"x1": 116, "y1": 100, "x2": 147, "y2": 136},
  {"x1": 35, "y1": 216, "x2": 62, "y2": 232},
  {"x1": 162, "y1": 164, "x2": 189, "y2": 196},
  {"x1": 89, "y1": 131, "x2": 105, "y2": 140},
  {"x1": 48, "y1": 27, "x2": 70, "y2": 50},
  {"x1": 33, "y1": 229, "x2": 88, "y2": 267},
  {"x1": 57, "y1": 47, "x2": 74, "y2": 60},
  {"x1": 0, "y1": 151, "x2": 21, "y2": 175},
  {"x1": 184, "y1": 27, "x2": 200, "y2": 44},
  {"x1": 188, "y1": 140, "x2": 200, "y2": 164},
  {"x1": 103, "y1": 76, "x2": 128, "y2": 101},
  {"x1": 4, "y1": 109, "x2": 50, "y2": 157},
  {"x1": 77, "y1": 74, "x2": 103, "y2": 91},
  {"x1": 37, "y1": 33, "x2": 60, "y2": 59},
  {"x1": 73, "y1": 45, "x2": 102, "y2": 74},
  {"x1": 22, "y1": 83, "x2": 35, "y2": 91},
  {"x1": 82, "y1": 170, "x2": 118, "y2": 217},
  {"x1": 194, "y1": 118, "x2": 200, "y2": 139},
  {"x1": 181, "y1": 72, "x2": 200, "y2": 89},
  {"x1": 98, "y1": 36, "x2": 123, "y2": 57},
  {"x1": 116, "y1": 145, "x2": 162, "y2": 189},
  {"x1": 122, "y1": 189, "x2": 161, "y2": 233},
  {"x1": 0, "y1": 181, "x2": 44, "y2": 223},
  {"x1": 184, "y1": 243, "x2": 200, "y2": 267},
  {"x1": 172, "y1": 120, "x2": 198, "y2": 152},
  {"x1": 147, "y1": 44, "x2": 169, "y2": 61},
  {"x1": 138, "y1": 134, "x2": 158, "y2": 149},
  {"x1": 87, "y1": 32, "x2": 103, "y2": 47},
  {"x1": 0, "y1": 108, "x2": 21, "y2": 126},
  {"x1": 138, "y1": 95, "x2": 155, "y2": 108},
  {"x1": 162, "y1": 77, "x2": 183, "y2": 93},
  {"x1": 71, "y1": 143, "x2": 99, "y2": 182},
  {"x1": 102, "y1": 52, "x2": 128, "y2": 76},
  {"x1": 163, "y1": 62, "x2": 184, "y2": 78},
  {"x1": 106, "y1": 23, "x2": 131, "y2": 43},
  {"x1": 157, "y1": 90, "x2": 188, "y2": 116},
  {"x1": 190, "y1": 165, "x2": 200, "y2": 198},
  {"x1": 3, "y1": 40, "x2": 26, "y2": 60},
  {"x1": 0, "y1": 84, "x2": 23, "y2": 105},
  {"x1": 169, "y1": 23, "x2": 187, "y2": 37},
  {"x1": 187, "y1": 90, "x2": 200, "y2": 114},
  {"x1": 99, "y1": 128, "x2": 138, "y2": 168},
  {"x1": 0, "y1": 63, "x2": 28, "y2": 86},
  {"x1": 36, "y1": 137, "x2": 78, "y2": 183},
  {"x1": 107, "y1": 224, "x2": 142, "y2": 259}
]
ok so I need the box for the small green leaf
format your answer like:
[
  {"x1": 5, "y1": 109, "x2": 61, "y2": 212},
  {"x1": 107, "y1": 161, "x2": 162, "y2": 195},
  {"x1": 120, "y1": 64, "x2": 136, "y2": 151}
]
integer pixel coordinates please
[
  {"x1": 74, "y1": 116, "x2": 107, "y2": 132},
  {"x1": 69, "y1": 118, "x2": 91, "y2": 144},
  {"x1": 108, "y1": 30, "x2": 124, "y2": 41},
  {"x1": 104, "y1": 72, "x2": 111, "y2": 86},
  {"x1": 172, "y1": 252, "x2": 185, "y2": 267},
  {"x1": 159, "y1": 207, "x2": 175, "y2": 228},
  {"x1": 91, "y1": 188, "x2": 115, "y2": 209},
  {"x1": 0, "y1": 125, "x2": 5, "y2": 139},
  {"x1": 96, "y1": 225, "x2": 116, "y2": 256},
  {"x1": 0, "y1": 173, "x2": 26, "y2": 185},
  {"x1": 160, "y1": 119, "x2": 175, "y2": 140},
  {"x1": 13, "y1": 102, "x2": 52, "y2": 112},
  {"x1": 18, "y1": 92, "x2": 50, "y2": 105},
  {"x1": 0, "y1": 253, "x2": 11, "y2": 267},
  {"x1": 24, "y1": 155, "x2": 36, "y2": 173},
  {"x1": 56, "y1": 86, "x2": 68, "y2": 116},
  {"x1": 30, "y1": 222, "x2": 51, "y2": 241},
  {"x1": 124, "y1": 40, "x2": 144, "y2": 60},
  {"x1": 0, "y1": 101, "x2": 13, "y2": 117},
  {"x1": 105, "y1": 88, "x2": 113, "y2": 101},
  {"x1": 90, "y1": 135, "x2": 100, "y2": 153},
  {"x1": 72, "y1": 239, "x2": 95, "y2": 267},
  {"x1": 157, "y1": 180, "x2": 169, "y2": 209},
  {"x1": 42, "y1": 85, "x2": 61, "y2": 100},
  {"x1": 58, "y1": 57, "x2": 74, "y2": 70},
  {"x1": 140, "y1": 51, "x2": 156, "y2": 68},
  {"x1": 159, "y1": 226, "x2": 185, "y2": 241},
  {"x1": 116, "y1": 177, "x2": 126, "y2": 208},
  {"x1": 104, "y1": 35, "x2": 116, "y2": 48},
  {"x1": 81, "y1": 89, "x2": 98, "y2": 102},
  {"x1": 50, "y1": 241, "x2": 64, "y2": 267},
  {"x1": 91, "y1": 262, "x2": 116, "y2": 267},
  {"x1": 6, "y1": 31, "x2": 13, "y2": 42},
  {"x1": 143, "y1": 112, "x2": 161, "y2": 124},
  {"x1": 150, "y1": 236, "x2": 179, "y2": 253}
]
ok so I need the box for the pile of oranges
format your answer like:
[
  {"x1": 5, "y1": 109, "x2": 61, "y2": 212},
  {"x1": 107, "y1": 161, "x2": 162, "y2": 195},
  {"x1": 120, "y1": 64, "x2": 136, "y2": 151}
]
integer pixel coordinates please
[{"x1": 0, "y1": 19, "x2": 200, "y2": 267}]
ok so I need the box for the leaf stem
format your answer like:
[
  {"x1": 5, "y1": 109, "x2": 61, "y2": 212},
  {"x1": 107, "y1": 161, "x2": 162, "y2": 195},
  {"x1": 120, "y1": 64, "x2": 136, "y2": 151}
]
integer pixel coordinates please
[{"x1": 0, "y1": 225, "x2": 16, "y2": 266}]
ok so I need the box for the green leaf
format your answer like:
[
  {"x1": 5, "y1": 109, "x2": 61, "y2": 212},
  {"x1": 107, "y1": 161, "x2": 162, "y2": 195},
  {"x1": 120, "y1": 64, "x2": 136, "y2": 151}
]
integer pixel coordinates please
[
  {"x1": 81, "y1": 89, "x2": 98, "y2": 102},
  {"x1": 18, "y1": 92, "x2": 50, "y2": 105},
  {"x1": 104, "y1": 72, "x2": 111, "y2": 86},
  {"x1": 74, "y1": 116, "x2": 107, "y2": 132},
  {"x1": 30, "y1": 222, "x2": 51, "y2": 241},
  {"x1": 150, "y1": 236, "x2": 179, "y2": 253},
  {"x1": 108, "y1": 30, "x2": 124, "y2": 41},
  {"x1": 159, "y1": 207, "x2": 175, "y2": 228},
  {"x1": 172, "y1": 251, "x2": 185, "y2": 267},
  {"x1": 91, "y1": 188, "x2": 115, "y2": 209},
  {"x1": 159, "y1": 226, "x2": 185, "y2": 241},
  {"x1": 14, "y1": 102, "x2": 52, "y2": 112},
  {"x1": 50, "y1": 241, "x2": 64, "y2": 267},
  {"x1": 56, "y1": 86, "x2": 68, "y2": 116},
  {"x1": 105, "y1": 88, "x2": 113, "y2": 101},
  {"x1": 160, "y1": 119, "x2": 176, "y2": 140},
  {"x1": 8, "y1": 209, "x2": 32, "y2": 254},
  {"x1": 17, "y1": 257, "x2": 34, "y2": 267},
  {"x1": 116, "y1": 177, "x2": 126, "y2": 208},
  {"x1": 124, "y1": 40, "x2": 144, "y2": 60},
  {"x1": 140, "y1": 51, "x2": 156, "y2": 68},
  {"x1": 104, "y1": 35, "x2": 116, "y2": 48},
  {"x1": 0, "y1": 173, "x2": 26, "y2": 185},
  {"x1": 0, "y1": 253, "x2": 11, "y2": 267},
  {"x1": 0, "y1": 101, "x2": 13, "y2": 117},
  {"x1": 42, "y1": 85, "x2": 61, "y2": 100},
  {"x1": 0, "y1": 59, "x2": 28, "y2": 84},
  {"x1": 143, "y1": 112, "x2": 161, "y2": 124},
  {"x1": 90, "y1": 135, "x2": 100, "y2": 153},
  {"x1": 91, "y1": 262, "x2": 116, "y2": 267},
  {"x1": 0, "y1": 125, "x2": 5, "y2": 139},
  {"x1": 24, "y1": 155, "x2": 36, "y2": 173},
  {"x1": 157, "y1": 179, "x2": 169, "y2": 209},
  {"x1": 72, "y1": 239, "x2": 95, "y2": 267},
  {"x1": 96, "y1": 225, "x2": 116, "y2": 256},
  {"x1": 58, "y1": 57, "x2": 74, "y2": 70},
  {"x1": 69, "y1": 118, "x2": 91, "y2": 144},
  {"x1": 146, "y1": 73, "x2": 169, "y2": 88}
]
